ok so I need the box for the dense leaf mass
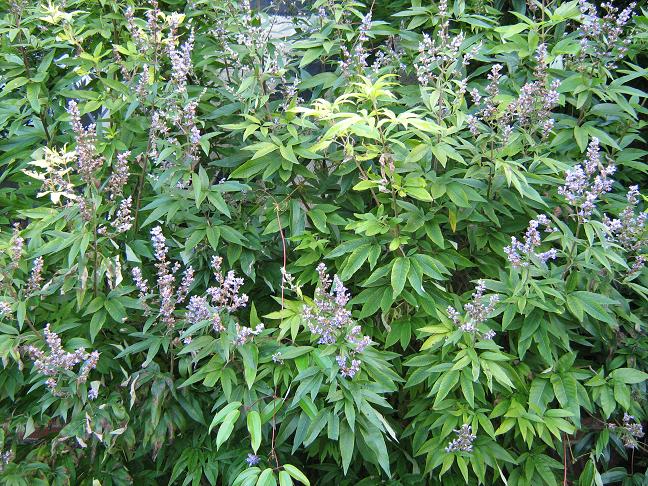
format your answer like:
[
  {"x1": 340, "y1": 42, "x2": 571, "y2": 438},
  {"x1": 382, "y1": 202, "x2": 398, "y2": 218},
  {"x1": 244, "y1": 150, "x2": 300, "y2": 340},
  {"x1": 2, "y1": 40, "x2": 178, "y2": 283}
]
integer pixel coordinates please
[{"x1": 0, "y1": 0, "x2": 647, "y2": 484}]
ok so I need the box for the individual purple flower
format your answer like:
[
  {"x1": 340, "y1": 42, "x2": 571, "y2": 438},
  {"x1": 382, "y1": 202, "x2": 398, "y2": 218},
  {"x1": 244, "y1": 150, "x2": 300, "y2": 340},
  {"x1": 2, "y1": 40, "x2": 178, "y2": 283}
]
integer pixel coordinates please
[
  {"x1": 469, "y1": 88, "x2": 482, "y2": 105},
  {"x1": 180, "y1": 256, "x2": 248, "y2": 341},
  {"x1": 628, "y1": 256, "x2": 646, "y2": 275},
  {"x1": 447, "y1": 306, "x2": 461, "y2": 325},
  {"x1": 371, "y1": 42, "x2": 406, "y2": 74},
  {"x1": 347, "y1": 325, "x2": 371, "y2": 353},
  {"x1": 175, "y1": 100, "x2": 201, "y2": 164},
  {"x1": 464, "y1": 280, "x2": 499, "y2": 327},
  {"x1": 465, "y1": 115, "x2": 480, "y2": 136},
  {"x1": 186, "y1": 295, "x2": 211, "y2": 324},
  {"x1": 88, "y1": 387, "x2": 99, "y2": 400},
  {"x1": 466, "y1": 64, "x2": 503, "y2": 136},
  {"x1": 246, "y1": 453, "x2": 260, "y2": 466},
  {"x1": 136, "y1": 66, "x2": 150, "y2": 100},
  {"x1": 501, "y1": 44, "x2": 561, "y2": 136},
  {"x1": 414, "y1": 6, "x2": 479, "y2": 89},
  {"x1": 0, "y1": 450, "x2": 14, "y2": 472},
  {"x1": 445, "y1": 424, "x2": 476, "y2": 453},
  {"x1": 340, "y1": 12, "x2": 373, "y2": 76},
  {"x1": 482, "y1": 329, "x2": 496, "y2": 340},
  {"x1": 77, "y1": 198, "x2": 93, "y2": 222},
  {"x1": 79, "y1": 351, "x2": 100, "y2": 383},
  {"x1": 536, "y1": 248, "x2": 558, "y2": 263},
  {"x1": 151, "y1": 226, "x2": 168, "y2": 261}
]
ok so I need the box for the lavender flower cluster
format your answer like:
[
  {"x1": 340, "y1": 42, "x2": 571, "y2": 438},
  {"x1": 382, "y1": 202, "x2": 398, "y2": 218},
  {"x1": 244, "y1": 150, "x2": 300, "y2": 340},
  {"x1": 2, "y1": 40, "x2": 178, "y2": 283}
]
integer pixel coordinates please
[
  {"x1": 558, "y1": 138, "x2": 615, "y2": 222},
  {"x1": 0, "y1": 450, "x2": 13, "y2": 472},
  {"x1": 134, "y1": 229, "x2": 253, "y2": 346},
  {"x1": 67, "y1": 100, "x2": 104, "y2": 186},
  {"x1": 447, "y1": 280, "x2": 498, "y2": 339},
  {"x1": 25, "y1": 256, "x2": 44, "y2": 295},
  {"x1": 504, "y1": 215, "x2": 557, "y2": 269},
  {"x1": 153, "y1": 226, "x2": 181, "y2": 327},
  {"x1": 505, "y1": 44, "x2": 560, "y2": 137},
  {"x1": 371, "y1": 37, "x2": 406, "y2": 74},
  {"x1": 185, "y1": 256, "x2": 252, "y2": 343},
  {"x1": 467, "y1": 45, "x2": 560, "y2": 142},
  {"x1": 207, "y1": 256, "x2": 249, "y2": 312},
  {"x1": 124, "y1": 2, "x2": 202, "y2": 167},
  {"x1": 340, "y1": 13, "x2": 372, "y2": 76},
  {"x1": 604, "y1": 186, "x2": 647, "y2": 251},
  {"x1": 233, "y1": 0, "x2": 264, "y2": 50},
  {"x1": 303, "y1": 263, "x2": 371, "y2": 378},
  {"x1": 7, "y1": 223, "x2": 23, "y2": 272},
  {"x1": 132, "y1": 226, "x2": 195, "y2": 329},
  {"x1": 147, "y1": 96, "x2": 203, "y2": 168},
  {"x1": 576, "y1": 0, "x2": 636, "y2": 70},
  {"x1": 233, "y1": 323, "x2": 264, "y2": 346},
  {"x1": 603, "y1": 185, "x2": 646, "y2": 273},
  {"x1": 107, "y1": 151, "x2": 130, "y2": 200},
  {"x1": 304, "y1": 263, "x2": 352, "y2": 344},
  {"x1": 110, "y1": 196, "x2": 134, "y2": 234},
  {"x1": 5, "y1": 226, "x2": 46, "y2": 296},
  {"x1": 445, "y1": 424, "x2": 476, "y2": 453},
  {"x1": 0, "y1": 301, "x2": 11, "y2": 317},
  {"x1": 210, "y1": 0, "x2": 290, "y2": 100},
  {"x1": 124, "y1": 1, "x2": 161, "y2": 54},
  {"x1": 608, "y1": 413, "x2": 645, "y2": 449},
  {"x1": 25, "y1": 324, "x2": 99, "y2": 394},
  {"x1": 414, "y1": 0, "x2": 480, "y2": 88},
  {"x1": 167, "y1": 21, "x2": 194, "y2": 94}
]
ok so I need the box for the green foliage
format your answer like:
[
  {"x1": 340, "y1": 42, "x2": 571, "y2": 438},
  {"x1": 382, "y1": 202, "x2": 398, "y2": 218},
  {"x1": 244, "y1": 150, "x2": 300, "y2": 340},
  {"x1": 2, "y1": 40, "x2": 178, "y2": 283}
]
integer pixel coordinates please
[{"x1": 0, "y1": 0, "x2": 647, "y2": 484}]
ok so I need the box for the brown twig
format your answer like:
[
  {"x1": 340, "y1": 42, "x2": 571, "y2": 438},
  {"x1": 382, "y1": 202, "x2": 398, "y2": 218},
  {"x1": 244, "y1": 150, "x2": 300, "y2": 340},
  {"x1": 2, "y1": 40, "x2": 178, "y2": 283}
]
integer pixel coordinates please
[{"x1": 563, "y1": 433, "x2": 568, "y2": 485}]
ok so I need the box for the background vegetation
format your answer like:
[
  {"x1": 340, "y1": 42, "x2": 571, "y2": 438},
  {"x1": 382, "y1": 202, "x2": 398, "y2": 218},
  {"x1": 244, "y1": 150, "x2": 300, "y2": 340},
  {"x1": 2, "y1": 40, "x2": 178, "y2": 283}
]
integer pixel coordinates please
[{"x1": 0, "y1": 0, "x2": 647, "y2": 484}]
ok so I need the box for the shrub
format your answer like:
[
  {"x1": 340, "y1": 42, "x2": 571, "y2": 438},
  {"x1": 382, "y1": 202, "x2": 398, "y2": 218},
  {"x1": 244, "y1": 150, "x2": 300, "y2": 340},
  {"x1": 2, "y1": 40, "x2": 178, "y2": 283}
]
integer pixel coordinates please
[{"x1": 0, "y1": 0, "x2": 647, "y2": 484}]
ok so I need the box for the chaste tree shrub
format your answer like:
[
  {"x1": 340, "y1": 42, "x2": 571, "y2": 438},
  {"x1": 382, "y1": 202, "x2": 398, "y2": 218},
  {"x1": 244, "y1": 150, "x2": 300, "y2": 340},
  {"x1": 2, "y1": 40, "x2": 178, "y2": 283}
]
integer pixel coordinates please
[{"x1": 0, "y1": 0, "x2": 647, "y2": 484}]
